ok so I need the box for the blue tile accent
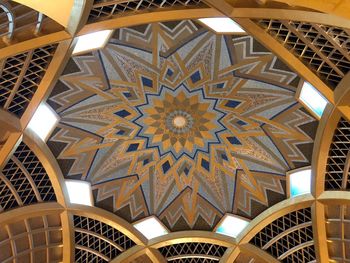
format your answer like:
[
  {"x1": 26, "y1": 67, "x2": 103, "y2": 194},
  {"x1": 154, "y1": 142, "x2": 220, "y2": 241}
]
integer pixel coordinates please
[
  {"x1": 123, "y1": 92, "x2": 132, "y2": 98},
  {"x1": 166, "y1": 69, "x2": 174, "y2": 77},
  {"x1": 114, "y1": 109, "x2": 131, "y2": 118},
  {"x1": 237, "y1": 120, "x2": 247, "y2": 126},
  {"x1": 141, "y1": 76, "x2": 153, "y2": 88},
  {"x1": 221, "y1": 154, "x2": 228, "y2": 161},
  {"x1": 162, "y1": 161, "x2": 171, "y2": 173},
  {"x1": 216, "y1": 83, "x2": 225, "y2": 89},
  {"x1": 227, "y1": 136, "x2": 242, "y2": 145},
  {"x1": 190, "y1": 71, "x2": 201, "y2": 83},
  {"x1": 127, "y1": 143, "x2": 139, "y2": 152},
  {"x1": 225, "y1": 100, "x2": 241, "y2": 108},
  {"x1": 201, "y1": 159, "x2": 210, "y2": 171},
  {"x1": 184, "y1": 167, "x2": 189, "y2": 175},
  {"x1": 116, "y1": 130, "x2": 125, "y2": 135},
  {"x1": 143, "y1": 159, "x2": 149, "y2": 165}
]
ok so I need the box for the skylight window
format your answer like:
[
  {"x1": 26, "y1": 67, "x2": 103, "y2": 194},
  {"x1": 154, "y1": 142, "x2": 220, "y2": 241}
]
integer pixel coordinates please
[
  {"x1": 299, "y1": 82, "x2": 328, "y2": 118},
  {"x1": 133, "y1": 216, "x2": 169, "y2": 240},
  {"x1": 65, "y1": 180, "x2": 93, "y2": 206},
  {"x1": 73, "y1": 30, "x2": 113, "y2": 55},
  {"x1": 215, "y1": 214, "x2": 250, "y2": 238},
  {"x1": 198, "y1": 17, "x2": 245, "y2": 33},
  {"x1": 288, "y1": 168, "x2": 311, "y2": 197},
  {"x1": 27, "y1": 103, "x2": 58, "y2": 141}
]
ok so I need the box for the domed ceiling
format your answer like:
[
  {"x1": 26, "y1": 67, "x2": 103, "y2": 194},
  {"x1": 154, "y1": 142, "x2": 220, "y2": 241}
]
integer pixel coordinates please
[{"x1": 47, "y1": 20, "x2": 318, "y2": 231}]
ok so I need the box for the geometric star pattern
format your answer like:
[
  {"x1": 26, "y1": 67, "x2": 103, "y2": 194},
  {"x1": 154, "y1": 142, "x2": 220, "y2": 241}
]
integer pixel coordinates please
[
  {"x1": 135, "y1": 84, "x2": 226, "y2": 159},
  {"x1": 47, "y1": 20, "x2": 317, "y2": 230}
]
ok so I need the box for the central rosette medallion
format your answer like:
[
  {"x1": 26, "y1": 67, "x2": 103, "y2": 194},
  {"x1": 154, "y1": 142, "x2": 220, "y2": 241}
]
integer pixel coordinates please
[
  {"x1": 135, "y1": 85, "x2": 226, "y2": 159},
  {"x1": 166, "y1": 110, "x2": 193, "y2": 133}
]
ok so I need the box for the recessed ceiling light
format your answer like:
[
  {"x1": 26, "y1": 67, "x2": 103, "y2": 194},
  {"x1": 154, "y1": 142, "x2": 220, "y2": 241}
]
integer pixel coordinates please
[
  {"x1": 133, "y1": 216, "x2": 168, "y2": 240},
  {"x1": 215, "y1": 214, "x2": 250, "y2": 238},
  {"x1": 27, "y1": 103, "x2": 58, "y2": 141},
  {"x1": 73, "y1": 30, "x2": 113, "y2": 55},
  {"x1": 65, "y1": 180, "x2": 93, "y2": 206},
  {"x1": 198, "y1": 17, "x2": 245, "y2": 33},
  {"x1": 299, "y1": 82, "x2": 328, "y2": 118},
  {"x1": 289, "y1": 168, "x2": 311, "y2": 197}
]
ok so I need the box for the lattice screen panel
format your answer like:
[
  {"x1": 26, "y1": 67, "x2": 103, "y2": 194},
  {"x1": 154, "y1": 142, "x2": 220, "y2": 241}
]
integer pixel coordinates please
[
  {"x1": 0, "y1": 213, "x2": 63, "y2": 263},
  {"x1": 325, "y1": 204, "x2": 350, "y2": 262},
  {"x1": 158, "y1": 242, "x2": 227, "y2": 262},
  {"x1": 325, "y1": 118, "x2": 350, "y2": 190},
  {"x1": 255, "y1": 19, "x2": 350, "y2": 89},
  {"x1": 89, "y1": 0, "x2": 206, "y2": 22},
  {"x1": 250, "y1": 207, "x2": 316, "y2": 262},
  {"x1": 0, "y1": 44, "x2": 57, "y2": 117},
  {"x1": 73, "y1": 215, "x2": 136, "y2": 262},
  {"x1": 0, "y1": 142, "x2": 56, "y2": 212}
]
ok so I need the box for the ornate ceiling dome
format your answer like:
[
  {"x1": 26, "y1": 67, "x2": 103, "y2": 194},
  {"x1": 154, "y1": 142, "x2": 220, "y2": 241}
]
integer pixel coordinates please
[
  {"x1": 1, "y1": 1, "x2": 350, "y2": 262},
  {"x1": 47, "y1": 20, "x2": 317, "y2": 231}
]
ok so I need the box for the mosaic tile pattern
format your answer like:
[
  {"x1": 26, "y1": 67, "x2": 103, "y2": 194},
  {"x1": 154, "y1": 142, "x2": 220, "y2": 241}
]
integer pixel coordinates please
[{"x1": 48, "y1": 21, "x2": 317, "y2": 230}]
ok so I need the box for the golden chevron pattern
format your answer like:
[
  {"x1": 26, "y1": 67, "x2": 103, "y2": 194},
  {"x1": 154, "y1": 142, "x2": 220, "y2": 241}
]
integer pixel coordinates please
[{"x1": 47, "y1": 21, "x2": 317, "y2": 230}]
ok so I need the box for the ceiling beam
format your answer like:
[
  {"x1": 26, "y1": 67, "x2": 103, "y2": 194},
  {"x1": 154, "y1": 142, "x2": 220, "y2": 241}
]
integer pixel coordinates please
[
  {"x1": 239, "y1": 243, "x2": 280, "y2": 263},
  {"x1": 262, "y1": 0, "x2": 350, "y2": 20},
  {"x1": 0, "y1": 31, "x2": 71, "y2": 59},
  {"x1": 0, "y1": 132, "x2": 22, "y2": 169},
  {"x1": 61, "y1": 211, "x2": 75, "y2": 263},
  {"x1": 146, "y1": 248, "x2": 167, "y2": 263},
  {"x1": 219, "y1": 246, "x2": 240, "y2": 262},
  {"x1": 110, "y1": 245, "x2": 147, "y2": 263},
  {"x1": 318, "y1": 191, "x2": 350, "y2": 203},
  {"x1": 0, "y1": 202, "x2": 64, "y2": 225},
  {"x1": 311, "y1": 201, "x2": 329, "y2": 263},
  {"x1": 203, "y1": 0, "x2": 234, "y2": 14},
  {"x1": 312, "y1": 106, "x2": 342, "y2": 197}
]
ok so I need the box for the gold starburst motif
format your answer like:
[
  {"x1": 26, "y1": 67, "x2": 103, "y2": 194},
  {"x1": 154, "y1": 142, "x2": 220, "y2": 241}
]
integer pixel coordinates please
[{"x1": 134, "y1": 85, "x2": 226, "y2": 159}]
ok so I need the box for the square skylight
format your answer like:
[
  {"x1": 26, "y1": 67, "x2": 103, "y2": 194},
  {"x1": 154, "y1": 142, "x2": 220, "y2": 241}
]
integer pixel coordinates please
[
  {"x1": 133, "y1": 216, "x2": 168, "y2": 240},
  {"x1": 73, "y1": 30, "x2": 113, "y2": 55},
  {"x1": 65, "y1": 180, "x2": 93, "y2": 206},
  {"x1": 27, "y1": 103, "x2": 58, "y2": 141},
  {"x1": 299, "y1": 82, "x2": 328, "y2": 118},
  {"x1": 289, "y1": 168, "x2": 311, "y2": 197},
  {"x1": 198, "y1": 17, "x2": 245, "y2": 33},
  {"x1": 215, "y1": 214, "x2": 250, "y2": 238}
]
